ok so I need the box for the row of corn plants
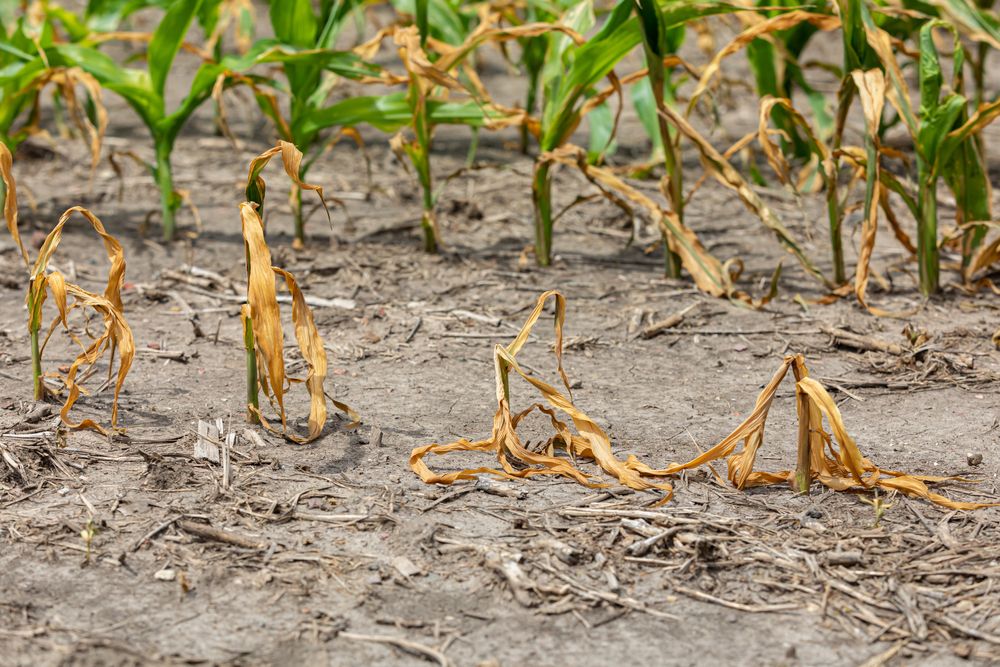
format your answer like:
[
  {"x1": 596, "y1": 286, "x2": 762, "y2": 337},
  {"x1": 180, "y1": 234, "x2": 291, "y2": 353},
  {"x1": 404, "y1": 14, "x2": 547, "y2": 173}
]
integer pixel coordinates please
[
  {"x1": 1, "y1": 2, "x2": 997, "y2": 511},
  {"x1": 2, "y1": 0, "x2": 1000, "y2": 301}
]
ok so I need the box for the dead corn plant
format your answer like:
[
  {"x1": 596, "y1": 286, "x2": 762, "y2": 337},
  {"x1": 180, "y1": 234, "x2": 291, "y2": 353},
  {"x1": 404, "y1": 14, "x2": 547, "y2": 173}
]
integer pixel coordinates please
[
  {"x1": 412, "y1": 291, "x2": 996, "y2": 510},
  {"x1": 1, "y1": 143, "x2": 133, "y2": 433},
  {"x1": 239, "y1": 141, "x2": 356, "y2": 442}
]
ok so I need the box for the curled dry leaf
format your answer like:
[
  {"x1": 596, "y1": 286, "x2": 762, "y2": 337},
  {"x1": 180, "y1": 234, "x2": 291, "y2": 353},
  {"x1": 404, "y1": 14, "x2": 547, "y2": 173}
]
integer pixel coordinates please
[
  {"x1": 410, "y1": 290, "x2": 674, "y2": 502},
  {"x1": 245, "y1": 140, "x2": 332, "y2": 240},
  {"x1": 540, "y1": 144, "x2": 780, "y2": 307},
  {"x1": 240, "y1": 202, "x2": 356, "y2": 442},
  {"x1": 18, "y1": 67, "x2": 107, "y2": 173},
  {"x1": 688, "y1": 11, "x2": 841, "y2": 116},
  {"x1": 0, "y1": 143, "x2": 29, "y2": 267},
  {"x1": 30, "y1": 207, "x2": 135, "y2": 433},
  {"x1": 413, "y1": 293, "x2": 996, "y2": 510}
]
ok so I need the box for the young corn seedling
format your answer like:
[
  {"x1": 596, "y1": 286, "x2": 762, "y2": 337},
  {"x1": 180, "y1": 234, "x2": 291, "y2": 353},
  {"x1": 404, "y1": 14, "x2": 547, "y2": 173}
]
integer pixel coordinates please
[
  {"x1": 410, "y1": 290, "x2": 674, "y2": 502},
  {"x1": 305, "y1": 15, "x2": 538, "y2": 253},
  {"x1": 29, "y1": 0, "x2": 210, "y2": 240},
  {"x1": 216, "y1": 0, "x2": 386, "y2": 247},
  {"x1": 239, "y1": 141, "x2": 355, "y2": 441},
  {"x1": 1, "y1": 143, "x2": 134, "y2": 432},
  {"x1": 39, "y1": 0, "x2": 275, "y2": 240}
]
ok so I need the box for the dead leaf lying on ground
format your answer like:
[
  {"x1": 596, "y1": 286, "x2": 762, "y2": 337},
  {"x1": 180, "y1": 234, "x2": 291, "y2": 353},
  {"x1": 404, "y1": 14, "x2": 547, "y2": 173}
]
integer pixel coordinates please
[{"x1": 411, "y1": 291, "x2": 996, "y2": 510}]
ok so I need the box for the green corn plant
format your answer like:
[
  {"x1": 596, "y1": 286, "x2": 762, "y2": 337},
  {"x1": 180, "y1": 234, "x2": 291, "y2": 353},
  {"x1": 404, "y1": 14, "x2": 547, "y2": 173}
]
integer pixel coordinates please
[
  {"x1": 290, "y1": 12, "x2": 530, "y2": 254},
  {"x1": 531, "y1": 0, "x2": 638, "y2": 266},
  {"x1": 531, "y1": 0, "x2": 745, "y2": 266},
  {"x1": 853, "y1": 2, "x2": 1000, "y2": 296},
  {"x1": 27, "y1": 0, "x2": 221, "y2": 241},
  {"x1": 239, "y1": 0, "x2": 368, "y2": 247},
  {"x1": 632, "y1": 0, "x2": 689, "y2": 277}
]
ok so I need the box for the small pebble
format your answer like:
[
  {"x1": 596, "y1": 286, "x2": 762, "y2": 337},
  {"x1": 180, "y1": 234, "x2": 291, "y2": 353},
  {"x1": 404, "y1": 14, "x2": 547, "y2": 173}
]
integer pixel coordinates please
[{"x1": 967, "y1": 452, "x2": 983, "y2": 467}]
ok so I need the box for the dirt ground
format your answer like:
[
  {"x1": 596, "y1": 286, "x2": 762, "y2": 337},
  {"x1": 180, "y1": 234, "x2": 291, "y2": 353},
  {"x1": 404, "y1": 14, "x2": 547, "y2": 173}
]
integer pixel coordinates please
[{"x1": 1, "y1": 9, "x2": 999, "y2": 667}]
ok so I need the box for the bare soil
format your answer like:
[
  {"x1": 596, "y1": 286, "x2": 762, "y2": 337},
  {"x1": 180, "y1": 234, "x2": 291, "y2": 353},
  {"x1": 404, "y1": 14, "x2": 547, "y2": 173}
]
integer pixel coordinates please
[{"x1": 1, "y1": 11, "x2": 999, "y2": 667}]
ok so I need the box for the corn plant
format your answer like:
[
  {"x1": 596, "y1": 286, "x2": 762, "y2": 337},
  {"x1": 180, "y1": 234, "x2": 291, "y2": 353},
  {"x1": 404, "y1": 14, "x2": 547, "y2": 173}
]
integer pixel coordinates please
[
  {"x1": 1, "y1": 143, "x2": 134, "y2": 433},
  {"x1": 22, "y1": 0, "x2": 220, "y2": 241},
  {"x1": 632, "y1": 0, "x2": 689, "y2": 276},
  {"x1": 530, "y1": 0, "x2": 744, "y2": 266},
  {"x1": 224, "y1": 0, "x2": 374, "y2": 247},
  {"x1": 238, "y1": 141, "x2": 355, "y2": 441},
  {"x1": 0, "y1": 11, "x2": 106, "y2": 166},
  {"x1": 412, "y1": 291, "x2": 990, "y2": 509},
  {"x1": 854, "y1": 3, "x2": 1000, "y2": 296}
]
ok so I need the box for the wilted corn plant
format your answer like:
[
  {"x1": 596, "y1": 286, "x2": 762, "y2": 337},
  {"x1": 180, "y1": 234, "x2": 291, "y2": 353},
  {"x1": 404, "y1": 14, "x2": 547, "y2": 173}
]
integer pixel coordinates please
[
  {"x1": 239, "y1": 141, "x2": 355, "y2": 441},
  {"x1": 413, "y1": 290, "x2": 996, "y2": 510},
  {"x1": 0, "y1": 143, "x2": 134, "y2": 432},
  {"x1": 410, "y1": 290, "x2": 675, "y2": 501}
]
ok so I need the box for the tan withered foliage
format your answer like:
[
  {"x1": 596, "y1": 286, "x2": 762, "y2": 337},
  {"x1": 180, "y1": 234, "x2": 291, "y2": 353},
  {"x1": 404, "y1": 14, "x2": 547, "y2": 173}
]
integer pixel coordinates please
[
  {"x1": 687, "y1": 11, "x2": 841, "y2": 116},
  {"x1": 245, "y1": 140, "x2": 331, "y2": 229},
  {"x1": 851, "y1": 69, "x2": 891, "y2": 316},
  {"x1": 239, "y1": 144, "x2": 355, "y2": 442},
  {"x1": 539, "y1": 145, "x2": 780, "y2": 307},
  {"x1": 19, "y1": 67, "x2": 107, "y2": 173},
  {"x1": 3, "y1": 144, "x2": 131, "y2": 430},
  {"x1": 410, "y1": 290, "x2": 674, "y2": 500},
  {"x1": 0, "y1": 143, "x2": 29, "y2": 267},
  {"x1": 28, "y1": 207, "x2": 135, "y2": 433},
  {"x1": 658, "y1": 354, "x2": 996, "y2": 510},
  {"x1": 413, "y1": 292, "x2": 995, "y2": 510}
]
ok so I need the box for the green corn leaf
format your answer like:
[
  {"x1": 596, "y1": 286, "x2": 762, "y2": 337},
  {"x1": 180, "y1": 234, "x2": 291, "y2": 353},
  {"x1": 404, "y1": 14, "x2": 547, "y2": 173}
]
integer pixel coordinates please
[
  {"x1": 148, "y1": 0, "x2": 202, "y2": 99},
  {"x1": 586, "y1": 100, "x2": 616, "y2": 163},
  {"x1": 270, "y1": 0, "x2": 319, "y2": 48}
]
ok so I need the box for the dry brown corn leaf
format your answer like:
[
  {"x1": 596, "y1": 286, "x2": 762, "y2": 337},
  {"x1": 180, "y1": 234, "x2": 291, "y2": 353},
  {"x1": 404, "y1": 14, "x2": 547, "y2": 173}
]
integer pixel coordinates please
[
  {"x1": 245, "y1": 141, "x2": 331, "y2": 240},
  {"x1": 30, "y1": 206, "x2": 134, "y2": 432},
  {"x1": 410, "y1": 290, "x2": 674, "y2": 500},
  {"x1": 541, "y1": 145, "x2": 729, "y2": 298},
  {"x1": 541, "y1": 145, "x2": 782, "y2": 307},
  {"x1": 412, "y1": 294, "x2": 994, "y2": 509},
  {"x1": 16, "y1": 68, "x2": 107, "y2": 173},
  {"x1": 661, "y1": 354, "x2": 996, "y2": 510},
  {"x1": 688, "y1": 11, "x2": 840, "y2": 115},
  {"x1": 0, "y1": 142, "x2": 29, "y2": 267},
  {"x1": 240, "y1": 203, "x2": 354, "y2": 442},
  {"x1": 658, "y1": 104, "x2": 828, "y2": 287}
]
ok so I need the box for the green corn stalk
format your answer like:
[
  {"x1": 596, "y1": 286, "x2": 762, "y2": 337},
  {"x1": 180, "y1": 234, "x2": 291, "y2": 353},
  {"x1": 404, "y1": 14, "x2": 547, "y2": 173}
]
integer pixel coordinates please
[
  {"x1": 243, "y1": 307, "x2": 258, "y2": 423},
  {"x1": 30, "y1": 0, "x2": 212, "y2": 241},
  {"x1": 531, "y1": 0, "x2": 744, "y2": 266},
  {"x1": 632, "y1": 0, "x2": 685, "y2": 277}
]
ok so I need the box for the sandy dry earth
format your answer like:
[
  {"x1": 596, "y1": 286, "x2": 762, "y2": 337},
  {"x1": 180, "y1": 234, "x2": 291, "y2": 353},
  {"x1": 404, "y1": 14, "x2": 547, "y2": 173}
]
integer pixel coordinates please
[{"x1": 1, "y1": 10, "x2": 1000, "y2": 667}]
